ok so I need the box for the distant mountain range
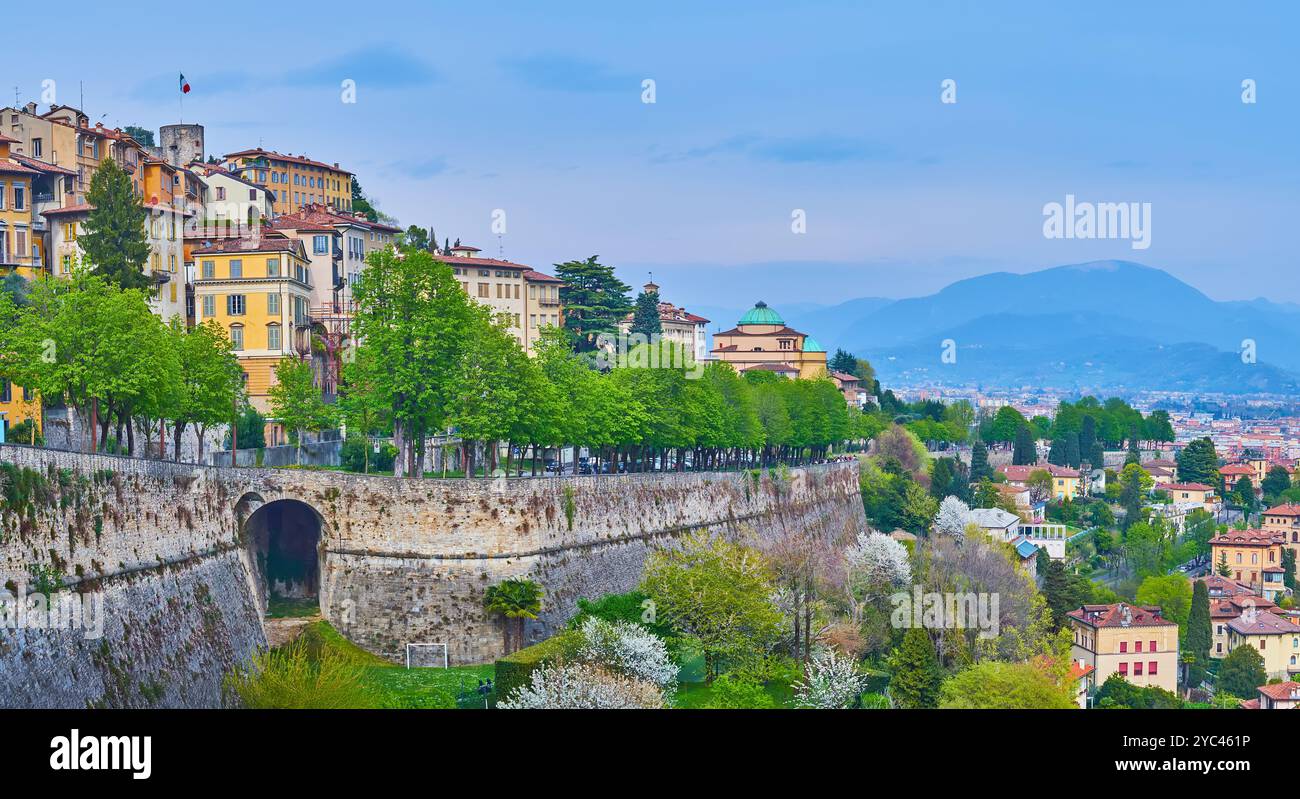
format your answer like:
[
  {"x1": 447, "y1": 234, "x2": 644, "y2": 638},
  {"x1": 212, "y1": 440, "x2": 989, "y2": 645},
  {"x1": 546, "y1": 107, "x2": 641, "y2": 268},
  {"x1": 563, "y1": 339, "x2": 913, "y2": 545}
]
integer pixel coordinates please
[{"x1": 699, "y1": 260, "x2": 1300, "y2": 393}]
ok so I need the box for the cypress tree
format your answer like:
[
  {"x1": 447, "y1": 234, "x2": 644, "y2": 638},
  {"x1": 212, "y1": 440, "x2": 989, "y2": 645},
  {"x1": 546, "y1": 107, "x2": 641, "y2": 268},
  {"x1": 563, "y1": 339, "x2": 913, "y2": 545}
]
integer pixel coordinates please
[
  {"x1": 969, "y1": 440, "x2": 991, "y2": 483},
  {"x1": 930, "y1": 457, "x2": 953, "y2": 501},
  {"x1": 629, "y1": 285, "x2": 663, "y2": 338},
  {"x1": 1185, "y1": 579, "x2": 1212, "y2": 687},
  {"x1": 1012, "y1": 423, "x2": 1036, "y2": 465},
  {"x1": 1042, "y1": 560, "x2": 1077, "y2": 630},
  {"x1": 1047, "y1": 437, "x2": 1067, "y2": 466},
  {"x1": 81, "y1": 159, "x2": 152, "y2": 290},
  {"x1": 889, "y1": 627, "x2": 945, "y2": 709},
  {"x1": 1064, "y1": 431, "x2": 1081, "y2": 469}
]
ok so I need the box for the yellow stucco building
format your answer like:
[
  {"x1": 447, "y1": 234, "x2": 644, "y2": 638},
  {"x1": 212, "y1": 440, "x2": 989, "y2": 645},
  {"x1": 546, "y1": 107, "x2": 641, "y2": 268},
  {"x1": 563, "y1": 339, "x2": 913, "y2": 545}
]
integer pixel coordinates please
[
  {"x1": 191, "y1": 234, "x2": 314, "y2": 414},
  {"x1": 221, "y1": 149, "x2": 352, "y2": 216},
  {"x1": 1068, "y1": 603, "x2": 1180, "y2": 695},
  {"x1": 710, "y1": 301, "x2": 827, "y2": 378},
  {"x1": 1210, "y1": 528, "x2": 1287, "y2": 600},
  {"x1": 1225, "y1": 611, "x2": 1300, "y2": 682}
]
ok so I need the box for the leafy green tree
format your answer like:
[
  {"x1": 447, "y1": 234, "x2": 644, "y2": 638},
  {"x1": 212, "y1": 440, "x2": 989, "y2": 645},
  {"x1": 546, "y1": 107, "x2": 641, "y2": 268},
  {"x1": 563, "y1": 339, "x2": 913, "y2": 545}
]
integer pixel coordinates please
[
  {"x1": 168, "y1": 319, "x2": 242, "y2": 462},
  {"x1": 1095, "y1": 673, "x2": 1182, "y2": 709},
  {"x1": 267, "y1": 356, "x2": 337, "y2": 463},
  {"x1": 889, "y1": 627, "x2": 944, "y2": 709},
  {"x1": 828, "y1": 348, "x2": 857, "y2": 375},
  {"x1": 554, "y1": 256, "x2": 632, "y2": 352},
  {"x1": 336, "y1": 347, "x2": 391, "y2": 473},
  {"x1": 640, "y1": 531, "x2": 782, "y2": 680},
  {"x1": 1231, "y1": 476, "x2": 1257, "y2": 514},
  {"x1": 1185, "y1": 579, "x2": 1212, "y2": 686},
  {"x1": 1261, "y1": 465, "x2": 1291, "y2": 504},
  {"x1": 939, "y1": 661, "x2": 1076, "y2": 709},
  {"x1": 1282, "y1": 548, "x2": 1296, "y2": 592},
  {"x1": 987, "y1": 405, "x2": 1028, "y2": 444},
  {"x1": 352, "y1": 247, "x2": 478, "y2": 477},
  {"x1": 1217, "y1": 644, "x2": 1267, "y2": 698},
  {"x1": 483, "y1": 578, "x2": 544, "y2": 655},
  {"x1": 81, "y1": 160, "x2": 152, "y2": 290},
  {"x1": 1177, "y1": 437, "x2": 1219, "y2": 485},
  {"x1": 1134, "y1": 573, "x2": 1192, "y2": 630},
  {"x1": 400, "y1": 225, "x2": 431, "y2": 251},
  {"x1": 123, "y1": 125, "x2": 155, "y2": 147}
]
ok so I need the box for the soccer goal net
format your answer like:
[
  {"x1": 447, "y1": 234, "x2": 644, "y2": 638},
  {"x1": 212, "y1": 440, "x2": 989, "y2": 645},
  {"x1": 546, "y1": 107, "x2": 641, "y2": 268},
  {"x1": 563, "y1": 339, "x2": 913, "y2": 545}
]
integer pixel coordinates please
[{"x1": 405, "y1": 642, "x2": 449, "y2": 669}]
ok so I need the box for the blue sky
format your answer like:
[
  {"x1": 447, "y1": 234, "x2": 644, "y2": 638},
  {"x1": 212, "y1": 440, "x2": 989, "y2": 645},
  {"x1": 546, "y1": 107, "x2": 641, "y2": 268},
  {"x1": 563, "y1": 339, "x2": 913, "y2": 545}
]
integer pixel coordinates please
[{"x1": 3, "y1": 1, "x2": 1297, "y2": 307}]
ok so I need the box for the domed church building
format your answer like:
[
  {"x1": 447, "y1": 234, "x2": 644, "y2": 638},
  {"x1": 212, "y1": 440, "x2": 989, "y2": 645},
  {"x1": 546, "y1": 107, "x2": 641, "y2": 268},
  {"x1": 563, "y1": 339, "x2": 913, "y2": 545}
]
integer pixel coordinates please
[{"x1": 710, "y1": 301, "x2": 828, "y2": 379}]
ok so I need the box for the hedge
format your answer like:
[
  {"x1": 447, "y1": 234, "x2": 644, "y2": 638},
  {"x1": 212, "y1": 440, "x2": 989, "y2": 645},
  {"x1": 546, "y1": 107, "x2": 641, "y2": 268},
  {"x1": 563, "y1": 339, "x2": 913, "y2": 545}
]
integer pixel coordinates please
[{"x1": 493, "y1": 630, "x2": 583, "y2": 701}]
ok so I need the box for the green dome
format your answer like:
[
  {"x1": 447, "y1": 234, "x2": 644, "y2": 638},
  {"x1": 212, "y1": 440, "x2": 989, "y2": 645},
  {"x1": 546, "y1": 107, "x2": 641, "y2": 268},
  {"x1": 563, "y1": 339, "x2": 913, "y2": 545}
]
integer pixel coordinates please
[
  {"x1": 738, "y1": 301, "x2": 785, "y2": 326},
  {"x1": 801, "y1": 336, "x2": 825, "y2": 353}
]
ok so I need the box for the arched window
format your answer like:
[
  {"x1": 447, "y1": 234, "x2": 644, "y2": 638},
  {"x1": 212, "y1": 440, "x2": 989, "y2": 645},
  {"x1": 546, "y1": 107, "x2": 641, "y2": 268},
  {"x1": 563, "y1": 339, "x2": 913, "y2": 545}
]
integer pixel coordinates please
[
  {"x1": 266, "y1": 323, "x2": 281, "y2": 351},
  {"x1": 229, "y1": 323, "x2": 245, "y2": 351}
]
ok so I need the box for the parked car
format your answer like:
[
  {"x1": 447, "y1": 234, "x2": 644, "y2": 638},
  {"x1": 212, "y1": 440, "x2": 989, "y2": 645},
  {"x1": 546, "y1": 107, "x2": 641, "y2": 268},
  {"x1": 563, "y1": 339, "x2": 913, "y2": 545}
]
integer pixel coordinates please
[{"x1": 544, "y1": 459, "x2": 562, "y2": 474}]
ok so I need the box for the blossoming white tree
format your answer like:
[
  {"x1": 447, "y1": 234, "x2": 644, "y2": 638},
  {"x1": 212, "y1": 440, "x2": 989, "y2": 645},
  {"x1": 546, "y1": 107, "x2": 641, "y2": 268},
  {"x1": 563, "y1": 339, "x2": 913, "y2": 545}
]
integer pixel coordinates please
[
  {"x1": 933, "y1": 496, "x2": 971, "y2": 540},
  {"x1": 497, "y1": 662, "x2": 665, "y2": 709},
  {"x1": 792, "y1": 649, "x2": 868, "y2": 709},
  {"x1": 577, "y1": 617, "x2": 678, "y2": 693},
  {"x1": 844, "y1": 531, "x2": 912, "y2": 591}
]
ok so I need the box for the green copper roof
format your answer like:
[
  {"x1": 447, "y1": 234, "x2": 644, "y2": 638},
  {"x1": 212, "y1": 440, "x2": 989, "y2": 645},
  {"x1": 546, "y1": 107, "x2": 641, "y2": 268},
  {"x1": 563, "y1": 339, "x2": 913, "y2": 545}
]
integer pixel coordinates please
[
  {"x1": 801, "y1": 336, "x2": 825, "y2": 353},
  {"x1": 738, "y1": 301, "x2": 785, "y2": 326}
]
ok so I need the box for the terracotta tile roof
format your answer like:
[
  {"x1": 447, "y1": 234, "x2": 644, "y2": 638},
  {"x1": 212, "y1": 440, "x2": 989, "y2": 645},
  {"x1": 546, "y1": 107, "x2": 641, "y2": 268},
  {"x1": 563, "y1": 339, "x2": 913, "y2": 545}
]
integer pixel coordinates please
[
  {"x1": 0, "y1": 132, "x2": 19, "y2": 143},
  {"x1": 1239, "y1": 698, "x2": 1260, "y2": 709},
  {"x1": 0, "y1": 159, "x2": 40, "y2": 175},
  {"x1": 1066, "y1": 602, "x2": 1177, "y2": 629},
  {"x1": 1164, "y1": 482, "x2": 1214, "y2": 492},
  {"x1": 40, "y1": 203, "x2": 94, "y2": 217},
  {"x1": 191, "y1": 234, "x2": 305, "y2": 257},
  {"x1": 1068, "y1": 662, "x2": 1095, "y2": 681},
  {"x1": 1257, "y1": 682, "x2": 1300, "y2": 701},
  {"x1": 439, "y1": 253, "x2": 530, "y2": 271},
  {"x1": 744, "y1": 363, "x2": 799, "y2": 374},
  {"x1": 830, "y1": 371, "x2": 859, "y2": 383},
  {"x1": 1210, "y1": 529, "x2": 1284, "y2": 547},
  {"x1": 1227, "y1": 610, "x2": 1300, "y2": 636},
  {"x1": 222, "y1": 148, "x2": 353, "y2": 175},
  {"x1": 10, "y1": 154, "x2": 76, "y2": 176},
  {"x1": 1209, "y1": 596, "x2": 1275, "y2": 619},
  {"x1": 1220, "y1": 464, "x2": 1255, "y2": 476},
  {"x1": 523, "y1": 269, "x2": 562, "y2": 283},
  {"x1": 1198, "y1": 574, "x2": 1258, "y2": 597},
  {"x1": 1264, "y1": 503, "x2": 1300, "y2": 517},
  {"x1": 999, "y1": 464, "x2": 1080, "y2": 481}
]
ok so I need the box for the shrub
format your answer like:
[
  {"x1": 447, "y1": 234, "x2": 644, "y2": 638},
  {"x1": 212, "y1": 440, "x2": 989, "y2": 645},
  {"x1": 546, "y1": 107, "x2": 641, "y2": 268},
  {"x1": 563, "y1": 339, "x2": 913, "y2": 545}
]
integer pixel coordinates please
[
  {"x1": 493, "y1": 629, "x2": 583, "y2": 701},
  {"x1": 223, "y1": 640, "x2": 380, "y2": 709},
  {"x1": 700, "y1": 674, "x2": 776, "y2": 709},
  {"x1": 340, "y1": 435, "x2": 397, "y2": 473},
  {"x1": 792, "y1": 649, "x2": 867, "y2": 709},
  {"x1": 566, "y1": 589, "x2": 674, "y2": 637}
]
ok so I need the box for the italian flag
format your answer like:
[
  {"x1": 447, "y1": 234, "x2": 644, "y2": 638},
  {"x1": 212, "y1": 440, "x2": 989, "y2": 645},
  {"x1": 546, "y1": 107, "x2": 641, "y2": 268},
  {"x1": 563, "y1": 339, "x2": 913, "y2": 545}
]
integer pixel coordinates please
[{"x1": 180, "y1": 73, "x2": 191, "y2": 94}]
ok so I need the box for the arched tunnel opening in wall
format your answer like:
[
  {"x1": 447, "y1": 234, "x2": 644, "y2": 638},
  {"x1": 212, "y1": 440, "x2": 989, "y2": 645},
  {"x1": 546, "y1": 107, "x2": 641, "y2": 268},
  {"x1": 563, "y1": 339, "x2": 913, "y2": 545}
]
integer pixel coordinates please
[{"x1": 241, "y1": 498, "x2": 324, "y2": 616}]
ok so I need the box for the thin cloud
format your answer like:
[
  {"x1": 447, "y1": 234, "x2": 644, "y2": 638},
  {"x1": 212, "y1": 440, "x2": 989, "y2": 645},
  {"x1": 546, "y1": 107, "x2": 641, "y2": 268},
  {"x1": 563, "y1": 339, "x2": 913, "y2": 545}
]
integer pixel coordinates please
[
  {"x1": 651, "y1": 134, "x2": 891, "y2": 165},
  {"x1": 500, "y1": 54, "x2": 636, "y2": 92},
  {"x1": 131, "y1": 46, "x2": 436, "y2": 99}
]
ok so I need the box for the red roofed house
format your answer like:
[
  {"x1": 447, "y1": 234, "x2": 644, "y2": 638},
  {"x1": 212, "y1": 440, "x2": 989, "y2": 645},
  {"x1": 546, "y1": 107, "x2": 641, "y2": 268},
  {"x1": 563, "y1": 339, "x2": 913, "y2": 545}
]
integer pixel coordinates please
[
  {"x1": 439, "y1": 244, "x2": 563, "y2": 354},
  {"x1": 1225, "y1": 611, "x2": 1300, "y2": 681},
  {"x1": 1242, "y1": 681, "x2": 1300, "y2": 710},
  {"x1": 1261, "y1": 503, "x2": 1300, "y2": 559},
  {"x1": 1210, "y1": 529, "x2": 1287, "y2": 600},
  {"x1": 618, "y1": 281, "x2": 710, "y2": 364},
  {"x1": 1067, "y1": 603, "x2": 1179, "y2": 694},
  {"x1": 997, "y1": 463, "x2": 1081, "y2": 501}
]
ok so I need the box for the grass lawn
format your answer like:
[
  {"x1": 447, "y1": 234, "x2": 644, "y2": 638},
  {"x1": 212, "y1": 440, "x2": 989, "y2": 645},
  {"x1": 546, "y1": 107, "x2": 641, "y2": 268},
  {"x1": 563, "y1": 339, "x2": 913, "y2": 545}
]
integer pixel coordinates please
[
  {"x1": 295, "y1": 621, "x2": 495, "y2": 709},
  {"x1": 265, "y1": 596, "x2": 320, "y2": 618}
]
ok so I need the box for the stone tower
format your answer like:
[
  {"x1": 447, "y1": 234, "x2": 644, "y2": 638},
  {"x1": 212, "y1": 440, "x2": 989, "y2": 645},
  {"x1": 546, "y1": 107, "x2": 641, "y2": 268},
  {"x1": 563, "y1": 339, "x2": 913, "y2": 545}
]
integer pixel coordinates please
[{"x1": 159, "y1": 123, "x2": 205, "y2": 167}]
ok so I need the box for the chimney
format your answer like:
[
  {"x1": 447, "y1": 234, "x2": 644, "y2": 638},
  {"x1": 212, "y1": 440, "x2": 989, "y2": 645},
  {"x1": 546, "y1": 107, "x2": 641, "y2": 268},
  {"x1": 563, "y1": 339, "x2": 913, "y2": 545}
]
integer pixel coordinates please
[{"x1": 23, "y1": 102, "x2": 36, "y2": 114}]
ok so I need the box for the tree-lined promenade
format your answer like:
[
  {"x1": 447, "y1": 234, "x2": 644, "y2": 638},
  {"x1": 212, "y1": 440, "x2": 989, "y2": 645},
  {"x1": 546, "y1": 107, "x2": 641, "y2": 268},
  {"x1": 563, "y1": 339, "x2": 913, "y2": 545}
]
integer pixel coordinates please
[{"x1": 0, "y1": 243, "x2": 874, "y2": 474}]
